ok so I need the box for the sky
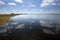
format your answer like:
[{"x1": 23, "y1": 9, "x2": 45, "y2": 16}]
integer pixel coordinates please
[{"x1": 0, "y1": 0, "x2": 60, "y2": 14}]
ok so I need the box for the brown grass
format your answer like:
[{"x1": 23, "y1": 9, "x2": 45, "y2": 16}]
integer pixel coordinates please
[{"x1": 0, "y1": 14, "x2": 19, "y2": 26}]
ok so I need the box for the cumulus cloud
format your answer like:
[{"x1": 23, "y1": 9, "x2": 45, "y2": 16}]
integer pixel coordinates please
[
  {"x1": 28, "y1": 2, "x2": 36, "y2": 7},
  {"x1": 31, "y1": 4, "x2": 36, "y2": 7},
  {"x1": 40, "y1": 0, "x2": 55, "y2": 7},
  {"x1": 51, "y1": 3, "x2": 56, "y2": 5},
  {"x1": 40, "y1": 0, "x2": 60, "y2": 7},
  {"x1": 14, "y1": 0, "x2": 23, "y2": 3},
  {"x1": 8, "y1": 3, "x2": 16, "y2": 5},
  {"x1": 0, "y1": 1, "x2": 5, "y2": 5}
]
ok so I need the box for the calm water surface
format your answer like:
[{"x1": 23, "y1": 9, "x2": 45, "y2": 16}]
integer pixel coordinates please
[{"x1": 0, "y1": 15, "x2": 60, "y2": 40}]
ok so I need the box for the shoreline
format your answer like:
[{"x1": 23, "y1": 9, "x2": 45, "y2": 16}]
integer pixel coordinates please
[{"x1": 0, "y1": 14, "x2": 20, "y2": 26}]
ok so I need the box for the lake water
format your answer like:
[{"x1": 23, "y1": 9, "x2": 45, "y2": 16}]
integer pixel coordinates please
[
  {"x1": 11, "y1": 15, "x2": 60, "y2": 24},
  {"x1": 0, "y1": 15, "x2": 60, "y2": 40}
]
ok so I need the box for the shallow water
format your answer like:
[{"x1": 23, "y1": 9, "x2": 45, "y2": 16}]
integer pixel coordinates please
[
  {"x1": 11, "y1": 15, "x2": 60, "y2": 24},
  {"x1": 0, "y1": 15, "x2": 60, "y2": 40}
]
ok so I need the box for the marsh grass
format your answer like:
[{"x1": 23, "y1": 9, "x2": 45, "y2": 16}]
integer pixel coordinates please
[{"x1": 0, "y1": 14, "x2": 19, "y2": 26}]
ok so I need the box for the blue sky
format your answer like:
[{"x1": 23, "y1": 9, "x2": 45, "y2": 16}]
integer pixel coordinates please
[{"x1": 0, "y1": 0, "x2": 60, "y2": 14}]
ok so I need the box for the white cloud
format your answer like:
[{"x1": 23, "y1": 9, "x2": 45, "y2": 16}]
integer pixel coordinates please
[
  {"x1": 57, "y1": 3, "x2": 60, "y2": 5},
  {"x1": 40, "y1": 0, "x2": 55, "y2": 7},
  {"x1": 40, "y1": 2, "x2": 49, "y2": 7},
  {"x1": 51, "y1": 3, "x2": 56, "y2": 5},
  {"x1": 51, "y1": 3, "x2": 60, "y2": 6},
  {"x1": 14, "y1": 0, "x2": 23, "y2": 3},
  {"x1": 0, "y1": 1, "x2": 5, "y2": 5},
  {"x1": 31, "y1": 4, "x2": 36, "y2": 7},
  {"x1": 29, "y1": 2, "x2": 36, "y2": 7},
  {"x1": 8, "y1": 3, "x2": 16, "y2": 5}
]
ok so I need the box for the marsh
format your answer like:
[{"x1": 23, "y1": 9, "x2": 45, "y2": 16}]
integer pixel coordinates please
[{"x1": 0, "y1": 15, "x2": 60, "y2": 40}]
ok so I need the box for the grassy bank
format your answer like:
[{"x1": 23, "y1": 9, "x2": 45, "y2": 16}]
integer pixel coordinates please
[{"x1": 0, "y1": 14, "x2": 19, "y2": 26}]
